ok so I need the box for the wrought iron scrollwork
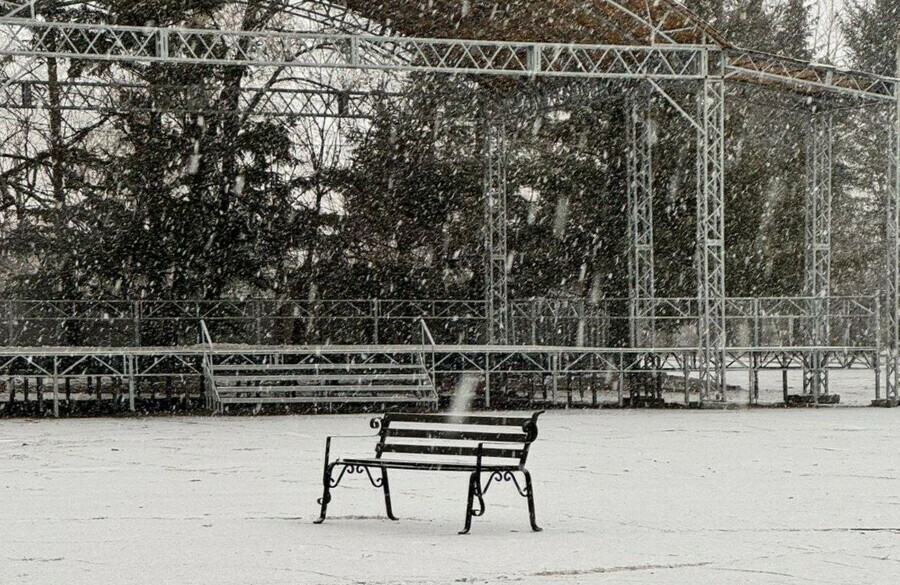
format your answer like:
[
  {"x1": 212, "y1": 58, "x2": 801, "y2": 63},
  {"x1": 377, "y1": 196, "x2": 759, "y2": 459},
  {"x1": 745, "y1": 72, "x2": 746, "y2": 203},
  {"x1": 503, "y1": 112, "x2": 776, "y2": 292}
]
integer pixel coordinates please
[
  {"x1": 328, "y1": 464, "x2": 350, "y2": 488},
  {"x1": 360, "y1": 465, "x2": 385, "y2": 488},
  {"x1": 482, "y1": 471, "x2": 530, "y2": 497},
  {"x1": 327, "y1": 464, "x2": 384, "y2": 490}
]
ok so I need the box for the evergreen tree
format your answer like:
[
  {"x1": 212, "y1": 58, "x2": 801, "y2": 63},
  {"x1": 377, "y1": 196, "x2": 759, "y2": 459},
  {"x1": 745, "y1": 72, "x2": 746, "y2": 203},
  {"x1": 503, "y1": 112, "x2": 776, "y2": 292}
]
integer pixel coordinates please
[
  {"x1": 775, "y1": 0, "x2": 812, "y2": 59},
  {"x1": 845, "y1": 0, "x2": 900, "y2": 76}
]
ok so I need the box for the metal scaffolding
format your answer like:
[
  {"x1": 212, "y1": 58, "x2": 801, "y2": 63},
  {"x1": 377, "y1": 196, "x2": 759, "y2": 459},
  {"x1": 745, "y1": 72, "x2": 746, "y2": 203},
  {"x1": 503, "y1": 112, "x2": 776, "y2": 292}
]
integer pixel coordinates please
[
  {"x1": 3, "y1": 16, "x2": 893, "y2": 98},
  {"x1": 484, "y1": 118, "x2": 509, "y2": 345},
  {"x1": 804, "y1": 111, "x2": 833, "y2": 399},
  {"x1": 696, "y1": 51, "x2": 727, "y2": 401},
  {"x1": 0, "y1": 5, "x2": 899, "y2": 407},
  {"x1": 886, "y1": 71, "x2": 900, "y2": 402},
  {"x1": 627, "y1": 92, "x2": 655, "y2": 348}
]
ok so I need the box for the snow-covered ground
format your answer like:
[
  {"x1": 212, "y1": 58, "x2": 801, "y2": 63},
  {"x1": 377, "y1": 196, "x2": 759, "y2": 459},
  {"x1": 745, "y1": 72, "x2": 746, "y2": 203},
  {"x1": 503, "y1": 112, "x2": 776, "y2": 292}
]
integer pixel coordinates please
[{"x1": 2, "y1": 409, "x2": 900, "y2": 584}]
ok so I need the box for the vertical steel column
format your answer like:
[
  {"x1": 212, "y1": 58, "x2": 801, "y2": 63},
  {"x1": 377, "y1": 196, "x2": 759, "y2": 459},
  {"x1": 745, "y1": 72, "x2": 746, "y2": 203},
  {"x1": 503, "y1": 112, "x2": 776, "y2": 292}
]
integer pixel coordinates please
[
  {"x1": 886, "y1": 62, "x2": 900, "y2": 402},
  {"x1": 627, "y1": 93, "x2": 656, "y2": 349},
  {"x1": 804, "y1": 111, "x2": 833, "y2": 399},
  {"x1": 696, "y1": 50, "x2": 727, "y2": 402},
  {"x1": 484, "y1": 117, "x2": 509, "y2": 345}
]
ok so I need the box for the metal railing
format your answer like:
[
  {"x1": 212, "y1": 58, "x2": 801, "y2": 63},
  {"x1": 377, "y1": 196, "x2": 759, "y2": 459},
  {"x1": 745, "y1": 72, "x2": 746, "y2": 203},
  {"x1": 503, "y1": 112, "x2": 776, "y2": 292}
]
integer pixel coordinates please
[
  {"x1": 199, "y1": 319, "x2": 220, "y2": 413},
  {"x1": 419, "y1": 318, "x2": 437, "y2": 393},
  {"x1": 0, "y1": 295, "x2": 881, "y2": 350}
]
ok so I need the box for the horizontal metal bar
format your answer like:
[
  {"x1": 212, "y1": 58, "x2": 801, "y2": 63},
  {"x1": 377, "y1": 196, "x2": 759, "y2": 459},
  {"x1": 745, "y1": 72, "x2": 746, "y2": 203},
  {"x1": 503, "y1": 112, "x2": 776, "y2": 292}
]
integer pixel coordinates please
[
  {"x1": 379, "y1": 443, "x2": 522, "y2": 458},
  {"x1": 725, "y1": 49, "x2": 897, "y2": 102},
  {"x1": 386, "y1": 412, "x2": 534, "y2": 426},
  {"x1": 217, "y1": 384, "x2": 425, "y2": 392},
  {"x1": 385, "y1": 428, "x2": 528, "y2": 442}
]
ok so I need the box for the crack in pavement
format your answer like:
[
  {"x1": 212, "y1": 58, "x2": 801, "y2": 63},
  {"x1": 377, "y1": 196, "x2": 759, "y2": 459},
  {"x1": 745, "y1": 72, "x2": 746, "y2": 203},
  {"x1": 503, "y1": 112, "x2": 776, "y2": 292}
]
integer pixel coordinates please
[{"x1": 531, "y1": 560, "x2": 714, "y2": 577}]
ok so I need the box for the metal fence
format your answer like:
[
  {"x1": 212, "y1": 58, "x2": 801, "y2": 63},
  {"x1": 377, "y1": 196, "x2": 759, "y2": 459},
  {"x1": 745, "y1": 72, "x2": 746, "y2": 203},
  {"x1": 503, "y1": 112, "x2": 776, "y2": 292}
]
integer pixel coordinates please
[{"x1": 0, "y1": 296, "x2": 880, "y2": 349}]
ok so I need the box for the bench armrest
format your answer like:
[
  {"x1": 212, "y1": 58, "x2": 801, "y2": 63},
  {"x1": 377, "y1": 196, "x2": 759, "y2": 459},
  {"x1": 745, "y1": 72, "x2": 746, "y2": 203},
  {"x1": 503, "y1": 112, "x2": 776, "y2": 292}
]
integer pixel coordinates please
[{"x1": 321, "y1": 434, "x2": 378, "y2": 465}]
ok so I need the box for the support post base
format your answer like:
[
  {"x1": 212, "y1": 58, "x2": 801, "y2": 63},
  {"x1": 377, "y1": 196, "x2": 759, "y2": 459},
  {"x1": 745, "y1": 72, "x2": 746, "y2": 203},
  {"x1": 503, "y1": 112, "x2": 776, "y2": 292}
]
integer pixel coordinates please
[
  {"x1": 871, "y1": 398, "x2": 900, "y2": 408},
  {"x1": 621, "y1": 396, "x2": 666, "y2": 408},
  {"x1": 785, "y1": 394, "x2": 840, "y2": 406}
]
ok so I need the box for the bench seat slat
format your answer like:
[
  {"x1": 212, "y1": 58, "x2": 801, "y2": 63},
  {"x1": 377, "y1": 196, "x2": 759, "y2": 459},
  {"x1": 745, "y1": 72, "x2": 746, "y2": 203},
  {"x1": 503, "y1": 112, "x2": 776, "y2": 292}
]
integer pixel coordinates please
[
  {"x1": 379, "y1": 443, "x2": 522, "y2": 459},
  {"x1": 385, "y1": 413, "x2": 533, "y2": 427},
  {"x1": 340, "y1": 457, "x2": 521, "y2": 473},
  {"x1": 385, "y1": 428, "x2": 528, "y2": 443}
]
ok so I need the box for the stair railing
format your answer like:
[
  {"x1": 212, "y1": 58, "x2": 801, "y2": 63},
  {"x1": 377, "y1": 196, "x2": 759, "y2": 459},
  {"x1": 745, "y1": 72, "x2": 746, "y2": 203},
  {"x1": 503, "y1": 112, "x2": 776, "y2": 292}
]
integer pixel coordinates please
[
  {"x1": 199, "y1": 319, "x2": 220, "y2": 413},
  {"x1": 419, "y1": 318, "x2": 437, "y2": 400}
]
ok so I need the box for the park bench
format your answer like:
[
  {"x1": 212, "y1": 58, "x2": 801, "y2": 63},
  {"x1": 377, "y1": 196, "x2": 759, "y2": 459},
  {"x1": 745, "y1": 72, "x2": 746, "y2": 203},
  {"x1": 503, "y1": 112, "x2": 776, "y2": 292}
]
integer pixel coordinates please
[{"x1": 313, "y1": 411, "x2": 544, "y2": 534}]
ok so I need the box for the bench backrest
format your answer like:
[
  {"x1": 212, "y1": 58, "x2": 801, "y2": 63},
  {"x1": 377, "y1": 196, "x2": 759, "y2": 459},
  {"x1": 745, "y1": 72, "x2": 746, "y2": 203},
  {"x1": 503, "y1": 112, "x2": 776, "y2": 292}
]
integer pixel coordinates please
[{"x1": 372, "y1": 411, "x2": 544, "y2": 467}]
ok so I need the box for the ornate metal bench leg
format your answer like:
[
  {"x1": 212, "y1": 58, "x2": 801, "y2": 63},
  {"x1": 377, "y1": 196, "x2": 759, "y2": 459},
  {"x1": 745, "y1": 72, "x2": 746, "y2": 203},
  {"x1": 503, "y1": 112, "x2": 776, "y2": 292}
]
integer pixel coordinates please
[
  {"x1": 460, "y1": 471, "x2": 486, "y2": 534},
  {"x1": 459, "y1": 471, "x2": 478, "y2": 534},
  {"x1": 381, "y1": 468, "x2": 398, "y2": 521},
  {"x1": 523, "y1": 469, "x2": 542, "y2": 532},
  {"x1": 314, "y1": 462, "x2": 338, "y2": 524}
]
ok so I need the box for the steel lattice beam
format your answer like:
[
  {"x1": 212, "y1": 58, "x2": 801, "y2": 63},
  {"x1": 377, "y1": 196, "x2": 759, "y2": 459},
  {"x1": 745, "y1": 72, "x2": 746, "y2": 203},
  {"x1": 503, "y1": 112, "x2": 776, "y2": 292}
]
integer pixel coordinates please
[
  {"x1": 803, "y1": 112, "x2": 833, "y2": 399},
  {"x1": 484, "y1": 117, "x2": 509, "y2": 345},
  {"x1": 725, "y1": 49, "x2": 896, "y2": 103},
  {"x1": 0, "y1": 19, "x2": 893, "y2": 100},
  {"x1": 696, "y1": 51, "x2": 726, "y2": 401},
  {"x1": 627, "y1": 92, "x2": 655, "y2": 348},
  {"x1": 0, "y1": 19, "x2": 710, "y2": 79},
  {"x1": 886, "y1": 73, "x2": 900, "y2": 402}
]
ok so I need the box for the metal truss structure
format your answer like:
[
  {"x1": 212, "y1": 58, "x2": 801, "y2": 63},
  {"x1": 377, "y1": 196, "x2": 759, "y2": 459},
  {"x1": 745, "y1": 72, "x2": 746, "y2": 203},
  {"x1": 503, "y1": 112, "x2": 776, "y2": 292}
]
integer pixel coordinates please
[
  {"x1": 0, "y1": 19, "x2": 710, "y2": 79},
  {"x1": 0, "y1": 15, "x2": 891, "y2": 96},
  {"x1": 695, "y1": 52, "x2": 727, "y2": 400},
  {"x1": 804, "y1": 112, "x2": 833, "y2": 399},
  {"x1": 484, "y1": 116, "x2": 509, "y2": 345},
  {"x1": 0, "y1": 294, "x2": 884, "y2": 414},
  {"x1": 0, "y1": 339, "x2": 879, "y2": 415},
  {"x1": 0, "y1": 2, "x2": 899, "y2": 407},
  {"x1": 0, "y1": 346, "x2": 203, "y2": 417},
  {"x1": 627, "y1": 92, "x2": 655, "y2": 348},
  {"x1": 887, "y1": 82, "x2": 900, "y2": 402}
]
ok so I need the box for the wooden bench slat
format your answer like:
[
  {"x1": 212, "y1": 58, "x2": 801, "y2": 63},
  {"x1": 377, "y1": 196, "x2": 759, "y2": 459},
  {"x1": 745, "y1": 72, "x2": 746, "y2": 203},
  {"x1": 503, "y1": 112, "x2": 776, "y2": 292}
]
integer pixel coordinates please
[
  {"x1": 384, "y1": 413, "x2": 533, "y2": 427},
  {"x1": 385, "y1": 428, "x2": 528, "y2": 442},
  {"x1": 379, "y1": 443, "x2": 522, "y2": 459}
]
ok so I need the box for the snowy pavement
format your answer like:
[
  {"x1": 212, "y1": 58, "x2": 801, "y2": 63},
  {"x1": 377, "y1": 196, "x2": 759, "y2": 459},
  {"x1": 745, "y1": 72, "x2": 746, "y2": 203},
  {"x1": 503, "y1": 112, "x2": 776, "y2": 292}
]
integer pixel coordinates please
[{"x1": 2, "y1": 410, "x2": 900, "y2": 584}]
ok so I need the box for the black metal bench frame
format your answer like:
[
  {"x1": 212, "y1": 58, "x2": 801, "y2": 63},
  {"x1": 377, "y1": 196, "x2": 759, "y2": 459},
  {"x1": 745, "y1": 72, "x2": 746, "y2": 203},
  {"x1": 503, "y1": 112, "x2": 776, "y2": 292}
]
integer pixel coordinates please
[{"x1": 313, "y1": 411, "x2": 544, "y2": 534}]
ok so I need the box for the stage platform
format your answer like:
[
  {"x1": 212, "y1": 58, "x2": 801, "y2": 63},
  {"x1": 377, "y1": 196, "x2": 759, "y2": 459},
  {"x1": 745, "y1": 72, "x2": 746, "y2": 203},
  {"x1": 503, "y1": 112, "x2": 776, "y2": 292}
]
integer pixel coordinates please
[{"x1": 0, "y1": 343, "x2": 882, "y2": 415}]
